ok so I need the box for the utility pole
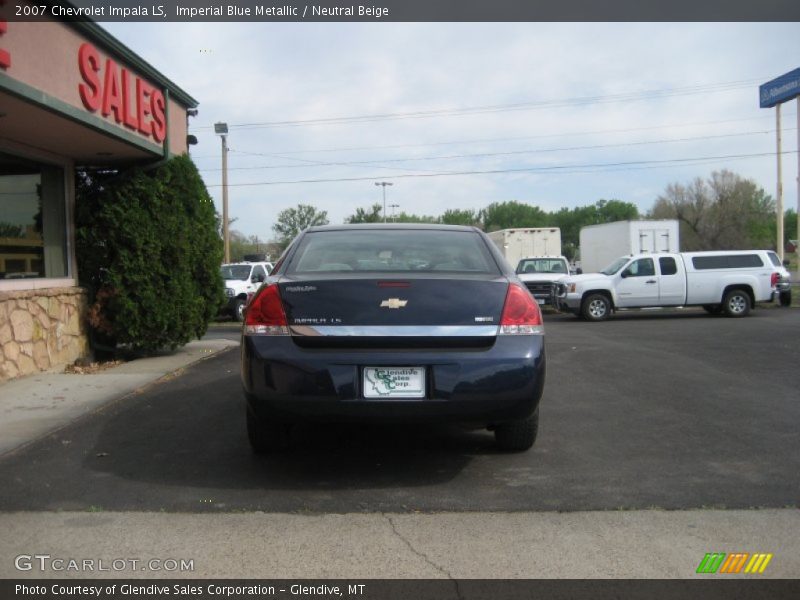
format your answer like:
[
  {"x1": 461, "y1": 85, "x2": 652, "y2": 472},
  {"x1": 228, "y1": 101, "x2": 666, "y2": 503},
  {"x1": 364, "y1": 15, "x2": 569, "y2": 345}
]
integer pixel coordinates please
[
  {"x1": 374, "y1": 181, "x2": 393, "y2": 223},
  {"x1": 759, "y1": 68, "x2": 800, "y2": 267},
  {"x1": 215, "y1": 122, "x2": 230, "y2": 263},
  {"x1": 389, "y1": 203, "x2": 399, "y2": 222},
  {"x1": 776, "y1": 104, "x2": 783, "y2": 261}
]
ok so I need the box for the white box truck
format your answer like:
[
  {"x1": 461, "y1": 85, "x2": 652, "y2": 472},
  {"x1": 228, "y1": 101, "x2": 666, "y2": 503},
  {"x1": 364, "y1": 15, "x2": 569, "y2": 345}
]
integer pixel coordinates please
[
  {"x1": 487, "y1": 228, "x2": 562, "y2": 268},
  {"x1": 579, "y1": 220, "x2": 679, "y2": 274}
]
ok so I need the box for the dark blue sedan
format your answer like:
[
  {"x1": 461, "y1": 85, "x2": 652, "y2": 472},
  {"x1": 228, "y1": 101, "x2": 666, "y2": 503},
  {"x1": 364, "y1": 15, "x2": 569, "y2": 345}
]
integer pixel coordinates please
[{"x1": 241, "y1": 224, "x2": 546, "y2": 452}]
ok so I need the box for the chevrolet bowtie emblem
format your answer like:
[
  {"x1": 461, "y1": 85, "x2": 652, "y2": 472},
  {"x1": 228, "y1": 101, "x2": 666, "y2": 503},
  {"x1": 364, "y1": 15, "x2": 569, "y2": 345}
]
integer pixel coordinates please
[{"x1": 380, "y1": 298, "x2": 408, "y2": 309}]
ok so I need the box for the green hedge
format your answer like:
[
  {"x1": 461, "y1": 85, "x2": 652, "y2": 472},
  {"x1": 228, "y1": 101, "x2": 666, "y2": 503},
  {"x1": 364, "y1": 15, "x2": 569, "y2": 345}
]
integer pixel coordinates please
[{"x1": 76, "y1": 155, "x2": 224, "y2": 353}]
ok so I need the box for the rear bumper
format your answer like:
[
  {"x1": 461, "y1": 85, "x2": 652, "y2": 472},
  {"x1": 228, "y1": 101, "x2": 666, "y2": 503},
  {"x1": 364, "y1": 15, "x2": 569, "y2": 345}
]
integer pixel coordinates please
[{"x1": 241, "y1": 335, "x2": 545, "y2": 426}]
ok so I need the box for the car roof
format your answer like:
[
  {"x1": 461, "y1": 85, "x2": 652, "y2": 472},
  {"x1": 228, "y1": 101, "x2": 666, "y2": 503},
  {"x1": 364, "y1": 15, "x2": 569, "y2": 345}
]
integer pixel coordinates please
[{"x1": 305, "y1": 223, "x2": 481, "y2": 233}]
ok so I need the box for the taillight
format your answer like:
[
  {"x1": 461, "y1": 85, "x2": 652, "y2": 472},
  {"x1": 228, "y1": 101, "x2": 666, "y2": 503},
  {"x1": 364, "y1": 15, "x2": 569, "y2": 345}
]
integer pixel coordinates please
[
  {"x1": 244, "y1": 284, "x2": 289, "y2": 336},
  {"x1": 499, "y1": 283, "x2": 544, "y2": 335},
  {"x1": 770, "y1": 272, "x2": 779, "y2": 286}
]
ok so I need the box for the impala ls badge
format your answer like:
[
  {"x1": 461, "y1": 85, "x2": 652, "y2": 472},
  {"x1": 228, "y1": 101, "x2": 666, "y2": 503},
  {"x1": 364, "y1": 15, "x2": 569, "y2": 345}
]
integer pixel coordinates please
[{"x1": 380, "y1": 298, "x2": 408, "y2": 309}]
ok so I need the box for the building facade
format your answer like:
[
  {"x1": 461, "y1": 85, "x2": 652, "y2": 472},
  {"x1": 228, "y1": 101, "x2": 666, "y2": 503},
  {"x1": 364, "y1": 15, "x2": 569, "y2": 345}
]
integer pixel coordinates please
[{"x1": 0, "y1": 4, "x2": 197, "y2": 380}]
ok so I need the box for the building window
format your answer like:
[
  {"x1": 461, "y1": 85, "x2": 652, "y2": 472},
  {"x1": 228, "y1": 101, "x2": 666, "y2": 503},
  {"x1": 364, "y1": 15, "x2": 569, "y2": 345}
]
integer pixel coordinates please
[{"x1": 0, "y1": 152, "x2": 67, "y2": 280}]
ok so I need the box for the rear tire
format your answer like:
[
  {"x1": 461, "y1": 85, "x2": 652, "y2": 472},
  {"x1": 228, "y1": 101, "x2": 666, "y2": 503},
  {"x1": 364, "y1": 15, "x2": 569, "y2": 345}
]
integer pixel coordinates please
[
  {"x1": 722, "y1": 289, "x2": 751, "y2": 318},
  {"x1": 779, "y1": 290, "x2": 792, "y2": 307},
  {"x1": 247, "y1": 408, "x2": 290, "y2": 453},
  {"x1": 581, "y1": 293, "x2": 611, "y2": 321},
  {"x1": 494, "y1": 409, "x2": 539, "y2": 452}
]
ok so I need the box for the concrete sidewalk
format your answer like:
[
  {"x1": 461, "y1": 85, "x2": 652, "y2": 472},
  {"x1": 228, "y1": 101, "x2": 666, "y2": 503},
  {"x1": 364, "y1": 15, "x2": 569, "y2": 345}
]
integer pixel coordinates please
[
  {"x1": 0, "y1": 338, "x2": 238, "y2": 457},
  {"x1": 1, "y1": 509, "x2": 797, "y2": 578}
]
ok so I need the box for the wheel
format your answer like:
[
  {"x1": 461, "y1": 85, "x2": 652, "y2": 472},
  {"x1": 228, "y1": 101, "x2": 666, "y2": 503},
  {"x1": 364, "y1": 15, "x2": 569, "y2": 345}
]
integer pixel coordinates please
[
  {"x1": 779, "y1": 290, "x2": 792, "y2": 307},
  {"x1": 246, "y1": 408, "x2": 290, "y2": 453},
  {"x1": 494, "y1": 409, "x2": 539, "y2": 452},
  {"x1": 702, "y1": 304, "x2": 721, "y2": 315},
  {"x1": 581, "y1": 293, "x2": 611, "y2": 321},
  {"x1": 722, "y1": 289, "x2": 751, "y2": 318},
  {"x1": 233, "y1": 298, "x2": 246, "y2": 322}
]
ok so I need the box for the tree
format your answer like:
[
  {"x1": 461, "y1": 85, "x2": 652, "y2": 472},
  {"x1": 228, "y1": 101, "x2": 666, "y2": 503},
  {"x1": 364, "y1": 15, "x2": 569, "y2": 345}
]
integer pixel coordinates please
[
  {"x1": 0, "y1": 222, "x2": 24, "y2": 238},
  {"x1": 649, "y1": 170, "x2": 775, "y2": 250},
  {"x1": 75, "y1": 155, "x2": 224, "y2": 354},
  {"x1": 550, "y1": 199, "x2": 639, "y2": 260},
  {"x1": 779, "y1": 209, "x2": 797, "y2": 249},
  {"x1": 481, "y1": 201, "x2": 548, "y2": 231},
  {"x1": 440, "y1": 208, "x2": 480, "y2": 226},
  {"x1": 594, "y1": 199, "x2": 639, "y2": 223},
  {"x1": 392, "y1": 212, "x2": 438, "y2": 223},
  {"x1": 272, "y1": 204, "x2": 329, "y2": 245},
  {"x1": 345, "y1": 203, "x2": 383, "y2": 223}
]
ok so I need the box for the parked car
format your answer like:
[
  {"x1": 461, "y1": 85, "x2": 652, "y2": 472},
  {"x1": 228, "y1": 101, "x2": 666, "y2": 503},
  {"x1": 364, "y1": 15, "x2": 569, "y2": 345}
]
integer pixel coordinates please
[
  {"x1": 240, "y1": 224, "x2": 546, "y2": 452},
  {"x1": 220, "y1": 261, "x2": 273, "y2": 321},
  {"x1": 766, "y1": 253, "x2": 792, "y2": 307},
  {"x1": 556, "y1": 250, "x2": 783, "y2": 321}
]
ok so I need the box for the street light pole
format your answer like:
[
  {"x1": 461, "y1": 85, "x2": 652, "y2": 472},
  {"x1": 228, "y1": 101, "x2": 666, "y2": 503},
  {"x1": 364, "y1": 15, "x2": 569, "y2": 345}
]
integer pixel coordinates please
[
  {"x1": 215, "y1": 122, "x2": 230, "y2": 263},
  {"x1": 375, "y1": 181, "x2": 393, "y2": 223},
  {"x1": 389, "y1": 203, "x2": 399, "y2": 222},
  {"x1": 776, "y1": 104, "x2": 783, "y2": 261}
]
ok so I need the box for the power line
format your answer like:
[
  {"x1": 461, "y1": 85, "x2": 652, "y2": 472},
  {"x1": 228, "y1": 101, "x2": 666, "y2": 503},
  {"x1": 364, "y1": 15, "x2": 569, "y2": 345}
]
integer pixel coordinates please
[
  {"x1": 204, "y1": 150, "x2": 798, "y2": 188},
  {"x1": 193, "y1": 77, "x2": 766, "y2": 130},
  {"x1": 196, "y1": 128, "x2": 794, "y2": 173},
  {"x1": 219, "y1": 113, "x2": 795, "y2": 159}
]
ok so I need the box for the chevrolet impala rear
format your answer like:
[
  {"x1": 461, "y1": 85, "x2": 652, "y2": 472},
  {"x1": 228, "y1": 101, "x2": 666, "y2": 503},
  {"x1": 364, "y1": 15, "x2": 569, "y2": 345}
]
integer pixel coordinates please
[{"x1": 241, "y1": 224, "x2": 546, "y2": 452}]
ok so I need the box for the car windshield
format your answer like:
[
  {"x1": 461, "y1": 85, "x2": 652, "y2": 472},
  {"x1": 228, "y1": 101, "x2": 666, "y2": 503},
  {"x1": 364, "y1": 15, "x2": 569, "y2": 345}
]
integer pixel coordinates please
[
  {"x1": 600, "y1": 257, "x2": 630, "y2": 276},
  {"x1": 220, "y1": 265, "x2": 251, "y2": 280},
  {"x1": 516, "y1": 258, "x2": 567, "y2": 274},
  {"x1": 288, "y1": 229, "x2": 500, "y2": 274}
]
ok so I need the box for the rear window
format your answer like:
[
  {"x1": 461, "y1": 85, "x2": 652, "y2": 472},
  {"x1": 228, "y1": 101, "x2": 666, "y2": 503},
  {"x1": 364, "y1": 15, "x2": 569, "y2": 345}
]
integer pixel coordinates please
[
  {"x1": 691, "y1": 254, "x2": 764, "y2": 269},
  {"x1": 287, "y1": 229, "x2": 500, "y2": 274},
  {"x1": 767, "y1": 251, "x2": 782, "y2": 267}
]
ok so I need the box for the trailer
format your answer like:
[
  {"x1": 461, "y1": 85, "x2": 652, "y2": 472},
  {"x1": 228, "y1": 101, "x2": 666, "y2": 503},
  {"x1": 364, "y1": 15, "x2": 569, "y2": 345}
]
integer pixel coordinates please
[
  {"x1": 579, "y1": 220, "x2": 679, "y2": 274},
  {"x1": 487, "y1": 228, "x2": 562, "y2": 268}
]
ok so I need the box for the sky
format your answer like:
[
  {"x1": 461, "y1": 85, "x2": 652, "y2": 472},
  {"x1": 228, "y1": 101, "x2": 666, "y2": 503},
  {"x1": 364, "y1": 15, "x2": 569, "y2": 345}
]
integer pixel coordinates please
[{"x1": 101, "y1": 22, "x2": 800, "y2": 241}]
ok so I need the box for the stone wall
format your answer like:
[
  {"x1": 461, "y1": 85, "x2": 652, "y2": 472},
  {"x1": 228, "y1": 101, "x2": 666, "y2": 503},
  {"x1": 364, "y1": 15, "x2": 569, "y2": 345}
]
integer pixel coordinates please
[{"x1": 0, "y1": 287, "x2": 89, "y2": 382}]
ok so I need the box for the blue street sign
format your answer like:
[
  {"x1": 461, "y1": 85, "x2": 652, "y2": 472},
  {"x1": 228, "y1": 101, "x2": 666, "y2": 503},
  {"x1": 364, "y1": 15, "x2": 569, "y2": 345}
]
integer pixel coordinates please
[{"x1": 760, "y1": 68, "x2": 800, "y2": 108}]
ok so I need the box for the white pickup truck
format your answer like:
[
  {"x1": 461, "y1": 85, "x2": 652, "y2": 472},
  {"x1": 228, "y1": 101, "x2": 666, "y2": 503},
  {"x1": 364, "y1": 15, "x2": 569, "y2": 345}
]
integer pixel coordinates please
[
  {"x1": 516, "y1": 256, "x2": 571, "y2": 306},
  {"x1": 556, "y1": 250, "x2": 783, "y2": 321}
]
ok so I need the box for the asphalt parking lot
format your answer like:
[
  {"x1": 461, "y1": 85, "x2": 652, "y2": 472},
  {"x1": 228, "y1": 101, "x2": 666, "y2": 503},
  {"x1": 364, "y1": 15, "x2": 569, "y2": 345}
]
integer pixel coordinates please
[{"x1": 0, "y1": 307, "x2": 797, "y2": 513}]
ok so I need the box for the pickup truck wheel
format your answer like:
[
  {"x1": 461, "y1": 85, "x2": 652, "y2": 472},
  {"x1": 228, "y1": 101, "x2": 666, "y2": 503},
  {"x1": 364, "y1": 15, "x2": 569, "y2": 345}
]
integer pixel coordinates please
[
  {"x1": 582, "y1": 294, "x2": 611, "y2": 321},
  {"x1": 247, "y1": 409, "x2": 291, "y2": 453},
  {"x1": 779, "y1": 290, "x2": 792, "y2": 307},
  {"x1": 494, "y1": 409, "x2": 538, "y2": 452},
  {"x1": 722, "y1": 289, "x2": 751, "y2": 318},
  {"x1": 233, "y1": 298, "x2": 246, "y2": 322}
]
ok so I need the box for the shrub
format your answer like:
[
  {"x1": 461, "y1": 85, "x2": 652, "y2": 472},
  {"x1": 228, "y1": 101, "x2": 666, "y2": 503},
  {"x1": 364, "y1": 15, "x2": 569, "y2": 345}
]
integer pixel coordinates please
[{"x1": 76, "y1": 155, "x2": 224, "y2": 353}]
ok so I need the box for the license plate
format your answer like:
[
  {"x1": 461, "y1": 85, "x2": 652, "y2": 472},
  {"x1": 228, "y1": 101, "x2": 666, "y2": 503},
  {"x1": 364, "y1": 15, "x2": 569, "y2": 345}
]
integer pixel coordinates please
[
  {"x1": 536, "y1": 298, "x2": 545, "y2": 305},
  {"x1": 363, "y1": 367, "x2": 425, "y2": 399}
]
